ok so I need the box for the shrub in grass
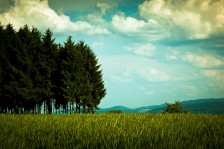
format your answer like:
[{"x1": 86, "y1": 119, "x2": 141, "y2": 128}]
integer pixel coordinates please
[
  {"x1": 163, "y1": 100, "x2": 189, "y2": 114},
  {"x1": 107, "y1": 110, "x2": 124, "y2": 113}
]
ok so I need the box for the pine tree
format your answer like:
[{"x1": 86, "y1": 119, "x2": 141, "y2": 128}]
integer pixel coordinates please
[
  {"x1": 17, "y1": 25, "x2": 43, "y2": 113},
  {"x1": 41, "y1": 29, "x2": 58, "y2": 114},
  {"x1": 0, "y1": 24, "x2": 106, "y2": 114},
  {"x1": 0, "y1": 24, "x2": 7, "y2": 113},
  {"x1": 0, "y1": 24, "x2": 33, "y2": 113},
  {"x1": 60, "y1": 36, "x2": 81, "y2": 113},
  {"x1": 78, "y1": 42, "x2": 106, "y2": 113}
]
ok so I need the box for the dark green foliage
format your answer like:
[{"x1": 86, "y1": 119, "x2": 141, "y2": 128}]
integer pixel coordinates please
[
  {"x1": 107, "y1": 110, "x2": 124, "y2": 113},
  {"x1": 59, "y1": 38, "x2": 106, "y2": 113},
  {"x1": 163, "y1": 101, "x2": 189, "y2": 114},
  {"x1": 0, "y1": 24, "x2": 106, "y2": 114}
]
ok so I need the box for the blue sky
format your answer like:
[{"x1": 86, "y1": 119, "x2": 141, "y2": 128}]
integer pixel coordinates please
[{"x1": 0, "y1": 0, "x2": 224, "y2": 108}]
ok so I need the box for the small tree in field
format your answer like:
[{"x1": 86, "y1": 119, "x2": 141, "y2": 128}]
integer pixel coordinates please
[
  {"x1": 163, "y1": 100, "x2": 189, "y2": 114},
  {"x1": 107, "y1": 110, "x2": 124, "y2": 113}
]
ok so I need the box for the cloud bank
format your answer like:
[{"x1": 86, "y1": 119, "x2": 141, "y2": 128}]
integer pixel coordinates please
[
  {"x1": 125, "y1": 44, "x2": 156, "y2": 57},
  {"x1": 111, "y1": 12, "x2": 168, "y2": 40},
  {"x1": 139, "y1": 0, "x2": 224, "y2": 39},
  {"x1": 203, "y1": 70, "x2": 224, "y2": 89},
  {"x1": 0, "y1": 0, "x2": 110, "y2": 35},
  {"x1": 183, "y1": 53, "x2": 224, "y2": 68}
]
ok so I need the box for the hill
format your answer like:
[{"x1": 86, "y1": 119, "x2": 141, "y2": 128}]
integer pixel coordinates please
[{"x1": 96, "y1": 98, "x2": 224, "y2": 114}]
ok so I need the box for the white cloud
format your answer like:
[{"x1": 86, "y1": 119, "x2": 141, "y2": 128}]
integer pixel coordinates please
[
  {"x1": 96, "y1": 3, "x2": 114, "y2": 15},
  {"x1": 125, "y1": 44, "x2": 156, "y2": 57},
  {"x1": 139, "y1": 0, "x2": 224, "y2": 39},
  {"x1": 111, "y1": 13, "x2": 167, "y2": 39},
  {"x1": 183, "y1": 53, "x2": 224, "y2": 68},
  {"x1": 0, "y1": 0, "x2": 110, "y2": 35},
  {"x1": 86, "y1": 2, "x2": 114, "y2": 26},
  {"x1": 92, "y1": 41, "x2": 105, "y2": 48},
  {"x1": 138, "y1": 86, "x2": 156, "y2": 95},
  {"x1": 109, "y1": 71, "x2": 133, "y2": 83},
  {"x1": 138, "y1": 68, "x2": 170, "y2": 82},
  {"x1": 166, "y1": 55, "x2": 177, "y2": 61},
  {"x1": 112, "y1": 13, "x2": 148, "y2": 33},
  {"x1": 165, "y1": 48, "x2": 180, "y2": 61},
  {"x1": 147, "y1": 90, "x2": 156, "y2": 95},
  {"x1": 180, "y1": 83, "x2": 198, "y2": 96},
  {"x1": 202, "y1": 70, "x2": 224, "y2": 88},
  {"x1": 86, "y1": 13, "x2": 106, "y2": 25}
]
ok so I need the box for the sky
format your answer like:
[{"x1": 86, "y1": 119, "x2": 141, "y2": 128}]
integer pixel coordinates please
[{"x1": 0, "y1": 0, "x2": 224, "y2": 108}]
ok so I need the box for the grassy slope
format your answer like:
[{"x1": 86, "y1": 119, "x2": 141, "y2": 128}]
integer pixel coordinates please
[{"x1": 0, "y1": 114, "x2": 224, "y2": 148}]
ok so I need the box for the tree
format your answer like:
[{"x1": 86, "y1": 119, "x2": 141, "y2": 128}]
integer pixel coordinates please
[
  {"x1": 3, "y1": 24, "x2": 32, "y2": 113},
  {"x1": 18, "y1": 25, "x2": 43, "y2": 113},
  {"x1": 107, "y1": 110, "x2": 124, "y2": 114},
  {"x1": 59, "y1": 38, "x2": 106, "y2": 113},
  {"x1": 79, "y1": 42, "x2": 106, "y2": 113},
  {"x1": 0, "y1": 24, "x2": 7, "y2": 113},
  {"x1": 41, "y1": 29, "x2": 58, "y2": 114},
  {"x1": 163, "y1": 100, "x2": 189, "y2": 114},
  {"x1": 59, "y1": 36, "x2": 78, "y2": 113},
  {"x1": 0, "y1": 24, "x2": 106, "y2": 114}
]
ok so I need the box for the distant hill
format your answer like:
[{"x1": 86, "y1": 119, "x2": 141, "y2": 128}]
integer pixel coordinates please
[
  {"x1": 96, "y1": 98, "x2": 224, "y2": 114},
  {"x1": 181, "y1": 98, "x2": 224, "y2": 114}
]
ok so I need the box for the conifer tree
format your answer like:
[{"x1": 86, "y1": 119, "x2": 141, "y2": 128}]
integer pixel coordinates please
[
  {"x1": 41, "y1": 29, "x2": 58, "y2": 113},
  {"x1": 60, "y1": 36, "x2": 81, "y2": 113},
  {"x1": 0, "y1": 23, "x2": 106, "y2": 114},
  {"x1": 4, "y1": 24, "x2": 29, "y2": 113},
  {"x1": 0, "y1": 24, "x2": 7, "y2": 113},
  {"x1": 78, "y1": 42, "x2": 106, "y2": 113},
  {"x1": 60, "y1": 38, "x2": 106, "y2": 113}
]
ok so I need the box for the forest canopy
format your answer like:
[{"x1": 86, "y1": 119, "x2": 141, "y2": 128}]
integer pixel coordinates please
[{"x1": 0, "y1": 24, "x2": 106, "y2": 114}]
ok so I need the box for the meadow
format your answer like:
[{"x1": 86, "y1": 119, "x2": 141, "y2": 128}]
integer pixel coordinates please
[{"x1": 0, "y1": 114, "x2": 223, "y2": 148}]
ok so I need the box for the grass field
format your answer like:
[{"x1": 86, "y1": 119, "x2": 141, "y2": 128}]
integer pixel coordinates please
[{"x1": 0, "y1": 114, "x2": 223, "y2": 148}]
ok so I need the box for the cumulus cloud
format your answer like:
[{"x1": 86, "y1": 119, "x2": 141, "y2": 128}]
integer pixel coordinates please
[
  {"x1": 139, "y1": 0, "x2": 224, "y2": 39},
  {"x1": 0, "y1": 0, "x2": 110, "y2": 35},
  {"x1": 96, "y1": 3, "x2": 114, "y2": 15},
  {"x1": 112, "y1": 13, "x2": 147, "y2": 33},
  {"x1": 183, "y1": 53, "x2": 224, "y2": 68},
  {"x1": 138, "y1": 68, "x2": 170, "y2": 82},
  {"x1": 111, "y1": 12, "x2": 168, "y2": 39},
  {"x1": 48, "y1": 0, "x2": 119, "y2": 14},
  {"x1": 202, "y1": 70, "x2": 224, "y2": 88},
  {"x1": 0, "y1": 0, "x2": 12, "y2": 13},
  {"x1": 125, "y1": 44, "x2": 156, "y2": 57},
  {"x1": 86, "y1": 13, "x2": 106, "y2": 25},
  {"x1": 86, "y1": 2, "x2": 115, "y2": 25}
]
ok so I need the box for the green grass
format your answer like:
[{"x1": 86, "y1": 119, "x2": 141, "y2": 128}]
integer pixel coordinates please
[{"x1": 0, "y1": 114, "x2": 223, "y2": 148}]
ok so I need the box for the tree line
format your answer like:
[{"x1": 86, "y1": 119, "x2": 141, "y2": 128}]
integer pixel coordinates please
[{"x1": 0, "y1": 24, "x2": 106, "y2": 114}]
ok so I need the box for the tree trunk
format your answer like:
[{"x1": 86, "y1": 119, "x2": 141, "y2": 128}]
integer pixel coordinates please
[
  {"x1": 44, "y1": 101, "x2": 46, "y2": 114},
  {"x1": 71, "y1": 102, "x2": 74, "y2": 114},
  {"x1": 75, "y1": 102, "x2": 78, "y2": 113},
  {"x1": 76, "y1": 98, "x2": 81, "y2": 113},
  {"x1": 46, "y1": 97, "x2": 52, "y2": 114}
]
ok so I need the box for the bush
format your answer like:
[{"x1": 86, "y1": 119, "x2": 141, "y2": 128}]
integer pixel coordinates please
[
  {"x1": 107, "y1": 110, "x2": 124, "y2": 113},
  {"x1": 163, "y1": 100, "x2": 189, "y2": 114}
]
